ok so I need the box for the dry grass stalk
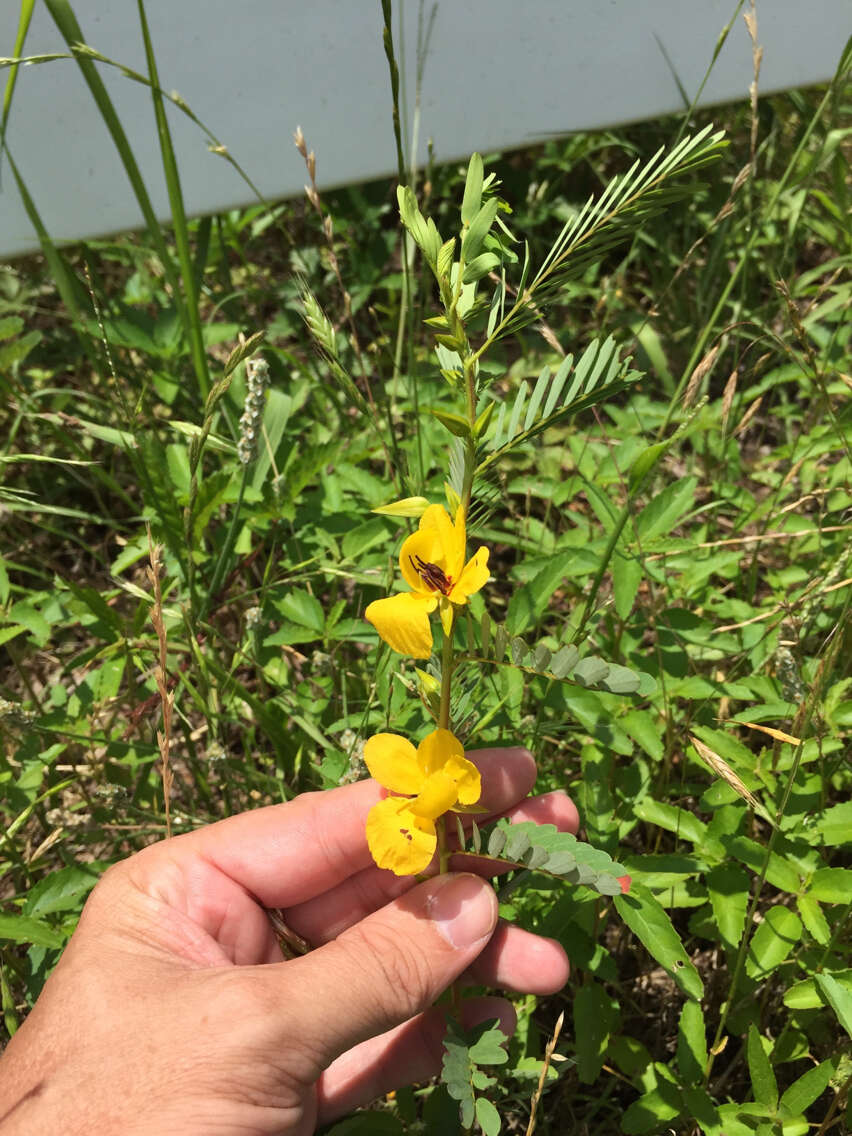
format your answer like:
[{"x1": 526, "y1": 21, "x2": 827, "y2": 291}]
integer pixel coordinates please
[
  {"x1": 744, "y1": 2, "x2": 764, "y2": 166},
  {"x1": 684, "y1": 344, "x2": 720, "y2": 408},
  {"x1": 146, "y1": 526, "x2": 174, "y2": 838},
  {"x1": 690, "y1": 735, "x2": 772, "y2": 826},
  {"x1": 733, "y1": 394, "x2": 762, "y2": 436},
  {"x1": 670, "y1": 162, "x2": 751, "y2": 287},
  {"x1": 526, "y1": 1010, "x2": 565, "y2": 1136},
  {"x1": 721, "y1": 369, "x2": 738, "y2": 432},
  {"x1": 740, "y1": 721, "x2": 801, "y2": 747}
]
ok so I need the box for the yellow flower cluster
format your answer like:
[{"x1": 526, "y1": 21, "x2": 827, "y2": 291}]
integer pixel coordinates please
[
  {"x1": 365, "y1": 728, "x2": 481, "y2": 875},
  {"x1": 365, "y1": 504, "x2": 489, "y2": 658},
  {"x1": 361, "y1": 502, "x2": 490, "y2": 874}
]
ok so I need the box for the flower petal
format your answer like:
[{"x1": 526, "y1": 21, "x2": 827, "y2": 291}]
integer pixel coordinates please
[
  {"x1": 366, "y1": 797, "x2": 437, "y2": 875},
  {"x1": 449, "y1": 546, "x2": 490, "y2": 603},
  {"x1": 399, "y1": 528, "x2": 438, "y2": 593},
  {"x1": 417, "y1": 727, "x2": 465, "y2": 777},
  {"x1": 439, "y1": 596, "x2": 454, "y2": 636},
  {"x1": 410, "y1": 770, "x2": 460, "y2": 819},
  {"x1": 441, "y1": 754, "x2": 482, "y2": 805},
  {"x1": 365, "y1": 592, "x2": 437, "y2": 658},
  {"x1": 400, "y1": 504, "x2": 465, "y2": 590},
  {"x1": 363, "y1": 733, "x2": 424, "y2": 795}
]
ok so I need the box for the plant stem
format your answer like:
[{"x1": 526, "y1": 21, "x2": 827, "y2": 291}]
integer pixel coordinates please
[
  {"x1": 437, "y1": 610, "x2": 456, "y2": 872},
  {"x1": 202, "y1": 463, "x2": 249, "y2": 620},
  {"x1": 437, "y1": 814, "x2": 450, "y2": 874},
  {"x1": 460, "y1": 357, "x2": 477, "y2": 512},
  {"x1": 439, "y1": 610, "x2": 455, "y2": 730}
]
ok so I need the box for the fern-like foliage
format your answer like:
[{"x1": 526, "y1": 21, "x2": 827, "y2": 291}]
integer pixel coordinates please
[
  {"x1": 467, "y1": 613, "x2": 654, "y2": 695},
  {"x1": 458, "y1": 818, "x2": 630, "y2": 898},
  {"x1": 490, "y1": 124, "x2": 726, "y2": 340},
  {"x1": 477, "y1": 335, "x2": 641, "y2": 474}
]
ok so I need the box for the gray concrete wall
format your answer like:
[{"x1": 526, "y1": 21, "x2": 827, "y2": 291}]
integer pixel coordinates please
[{"x1": 1, "y1": 1, "x2": 847, "y2": 257}]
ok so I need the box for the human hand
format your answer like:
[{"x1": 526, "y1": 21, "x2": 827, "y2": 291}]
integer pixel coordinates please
[{"x1": 0, "y1": 747, "x2": 578, "y2": 1135}]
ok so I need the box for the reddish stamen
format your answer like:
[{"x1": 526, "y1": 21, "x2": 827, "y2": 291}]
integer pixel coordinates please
[{"x1": 410, "y1": 555, "x2": 453, "y2": 596}]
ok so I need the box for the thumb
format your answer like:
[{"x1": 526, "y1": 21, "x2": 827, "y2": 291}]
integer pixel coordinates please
[{"x1": 272, "y1": 873, "x2": 497, "y2": 1070}]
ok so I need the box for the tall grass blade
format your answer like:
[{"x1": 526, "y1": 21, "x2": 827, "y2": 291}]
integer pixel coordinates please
[
  {"x1": 42, "y1": 0, "x2": 178, "y2": 289},
  {"x1": 4, "y1": 147, "x2": 81, "y2": 320},
  {"x1": 136, "y1": 0, "x2": 211, "y2": 400},
  {"x1": 0, "y1": 0, "x2": 35, "y2": 179}
]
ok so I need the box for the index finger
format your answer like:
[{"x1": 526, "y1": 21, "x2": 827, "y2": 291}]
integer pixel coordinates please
[{"x1": 137, "y1": 746, "x2": 537, "y2": 910}]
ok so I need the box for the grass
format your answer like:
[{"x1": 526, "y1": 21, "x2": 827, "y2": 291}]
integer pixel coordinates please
[{"x1": 0, "y1": 6, "x2": 850, "y2": 1134}]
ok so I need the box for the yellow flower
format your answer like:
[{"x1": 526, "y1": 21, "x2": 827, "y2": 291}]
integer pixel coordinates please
[
  {"x1": 364, "y1": 727, "x2": 481, "y2": 875},
  {"x1": 365, "y1": 504, "x2": 489, "y2": 658}
]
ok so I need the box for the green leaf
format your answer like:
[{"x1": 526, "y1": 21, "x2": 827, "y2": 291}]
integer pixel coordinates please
[
  {"x1": 441, "y1": 1018, "x2": 506, "y2": 1130},
  {"x1": 6, "y1": 602, "x2": 52, "y2": 647},
  {"x1": 745, "y1": 905, "x2": 802, "y2": 979},
  {"x1": 550, "y1": 643, "x2": 580, "y2": 678},
  {"x1": 430, "y1": 408, "x2": 472, "y2": 438},
  {"x1": 0, "y1": 913, "x2": 66, "y2": 949},
  {"x1": 422, "y1": 1083, "x2": 461, "y2": 1132},
  {"x1": 474, "y1": 1096, "x2": 501, "y2": 1136},
  {"x1": 621, "y1": 710, "x2": 664, "y2": 761},
  {"x1": 462, "y1": 252, "x2": 500, "y2": 284},
  {"x1": 784, "y1": 970, "x2": 852, "y2": 1011},
  {"x1": 612, "y1": 550, "x2": 642, "y2": 619},
  {"x1": 503, "y1": 826, "x2": 532, "y2": 863},
  {"x1": 461, "y1": 153, "x2": 484, "y2": 225},
  {"x1": 473, "y1": 400, "x2": 495, "y2": 438},
  {"x1": 497, "y1": 126, "x2": 726, "y2": 342},
  {"x1": 478, "y1": 337, "x2": 638, "y2": 474},
  {"x1": 23, "y1": 864, "x2": 102, "y2": 916},
  {"x1": 461, "y1": 197, "x2": 499, "y2": 261},
  {"x1": 628, "y1": 401, "x2": 706, "y2": 492},
  {"x1": 573, "y1": 656, "x2": 610, "y2": 687},
  {"x1": 436, "y1": 237, "x2": 456, "y2": 282},
  {"x1": 809, "y1": 801, "x2": 852, "y2": 846},
  {"x1": 714, "y1": 1103, "x2": 764, "y2": 1136},
  {"x1": 481, "y1": 820, "x2": 628, "y2": 898},
  {"x1": 807, "y1": 867, "x2": 852, "y2": 903},
  {"x1": 722, "y1": 835, "x2": 801, "y2": 894},
  {"x1": 397, "y1": 185, "x2": 441, "y2": 266},
  {"x1": 467, "y1": 1025, "x2": 509, "y2": 1066},
  {"x1": 779, "y1": 1059, "x2": 836, "y2": 1118},
  {"x1": 574, "y1": 981, "x2": 616, "y2": 1082},
  {"x1": 615, "y1": 883, "x2": 703, "y2": 1000},
  {"x1": 634, "y1": 798, "x2": 707, "y2": 846},
  {"x1": 487, "y1": 827, "x2": 507, "y2": 857},
  {"x1": 276, "y1": 589, "x2": 325, "y2": 633},
  {"x1": 621, "y1": 1078, "x2": 684, "y2": 1134},
  {"x1": 746, "y1": 1025, "x2": 778, "y2": 1110},
  {"x1": 796, "y1": 895, "x2": 830, "y2": 945},
  {"x1": 506, "y1": 550, "x2": 573, "y2": 635},
  {"x1": 706, "y1": 864, "x2": 750, "y2": 952},
  {"x1": 815, "y1": 972, "x2": 852, "y2": 1039},
  {"x1": 599, "y1": 663, "x2": 642, "y2": 695},
  {"x1": 677, "y1": 1001, "x2": 708, "y2": 1086},
  {"x1": 682, "y1": 1087, "x2": 722, "y2": 1134},
  {"x1": 636, "y1": 476, "x2": 697, "y2": 541}
]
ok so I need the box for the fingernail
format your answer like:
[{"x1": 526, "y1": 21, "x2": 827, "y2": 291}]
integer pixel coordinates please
[{"x1": 426, "y1": 873, "x2": 497, "y2": 949}]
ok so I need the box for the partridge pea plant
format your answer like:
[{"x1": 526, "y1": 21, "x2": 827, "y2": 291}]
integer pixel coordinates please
[
  {"x1": 311, "y1": 139, "x2": 727, "y2": 1127},
  {"x1": 348, "y1": 141, "x2": 726, "y2": 886}
]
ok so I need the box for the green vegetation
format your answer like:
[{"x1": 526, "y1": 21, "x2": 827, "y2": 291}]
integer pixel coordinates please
[{"x1": 0, "y1": 6, "x2": 850, "y2": 1134}]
